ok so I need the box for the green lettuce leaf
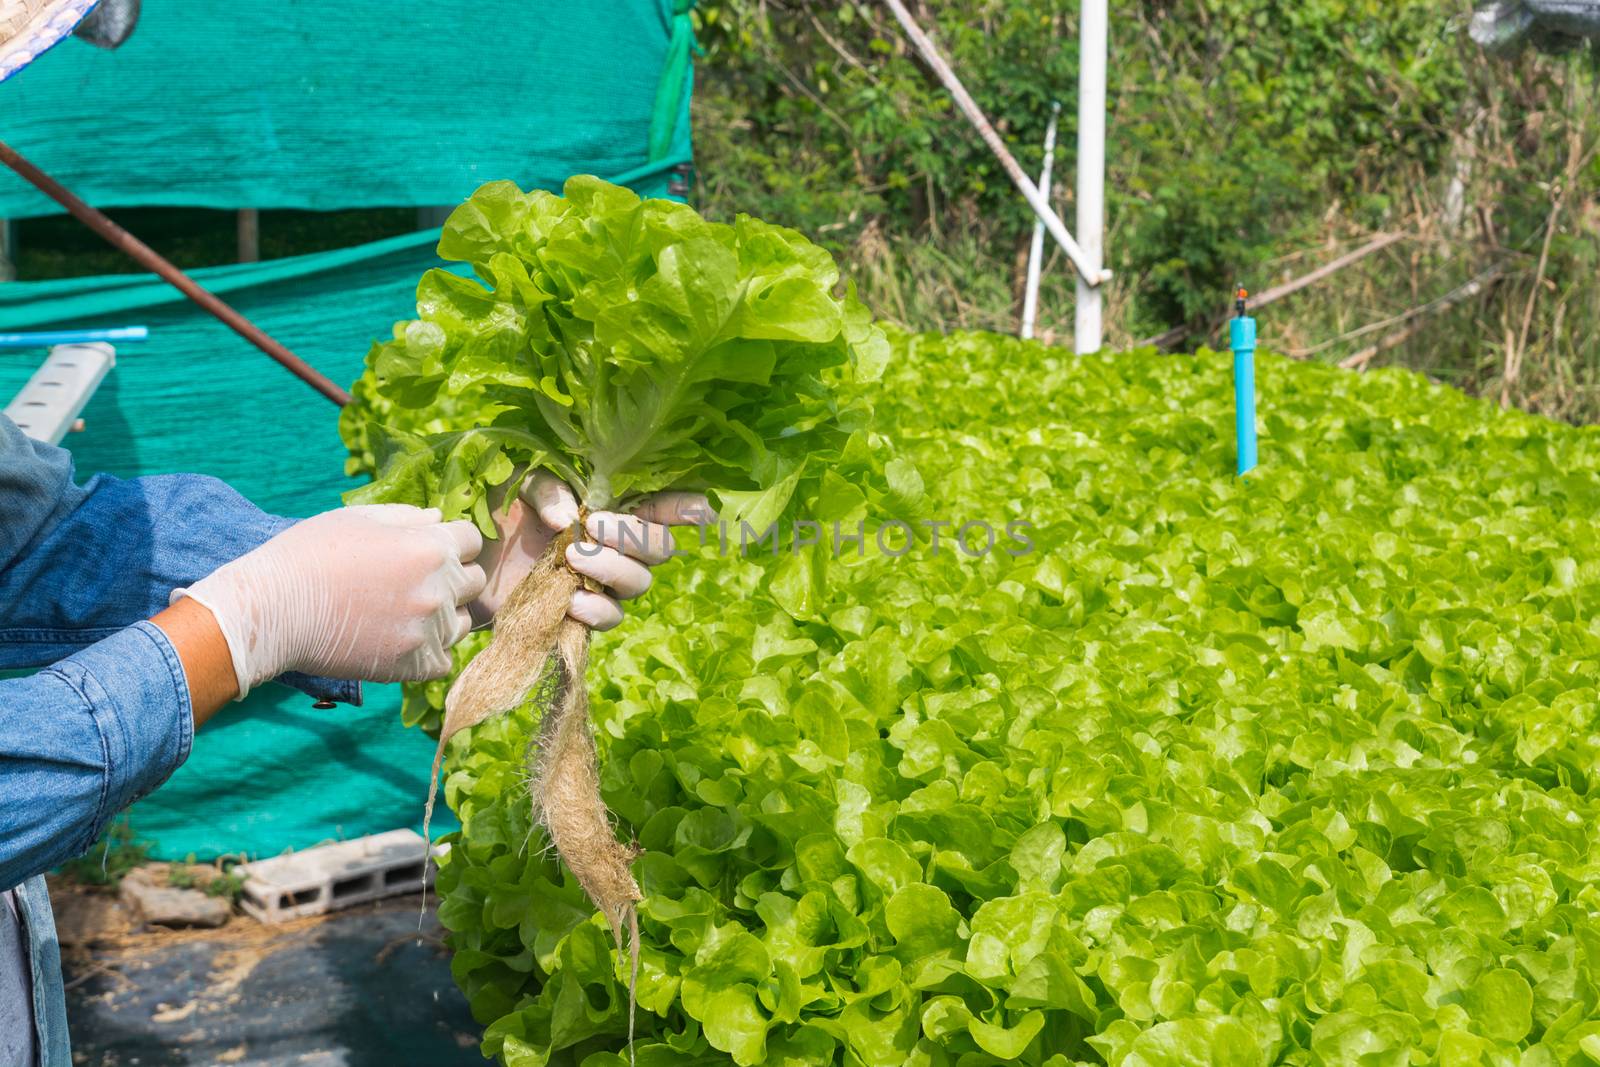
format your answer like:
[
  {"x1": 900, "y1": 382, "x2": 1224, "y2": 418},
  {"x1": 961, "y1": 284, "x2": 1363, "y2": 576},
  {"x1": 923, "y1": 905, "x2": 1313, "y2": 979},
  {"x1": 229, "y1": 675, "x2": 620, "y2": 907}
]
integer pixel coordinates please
[{"x1": 342, "y1": 176, "x2": 886, "y2": 530}]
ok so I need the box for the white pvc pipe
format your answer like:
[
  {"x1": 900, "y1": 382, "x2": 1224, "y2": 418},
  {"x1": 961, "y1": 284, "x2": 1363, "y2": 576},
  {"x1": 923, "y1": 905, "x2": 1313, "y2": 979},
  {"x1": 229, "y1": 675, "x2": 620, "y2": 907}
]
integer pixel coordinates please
[
  {"x1": 1075, "y1": 0, "x2": 1108, "y2": 353},
  {"x1": 3, "y1": 343, "x2": 116, "y2": 445},
  {"x1": 1020, "y1": 103, "x2": 1060, "y2": 340},
  {"x1": 882, "y1": 0, "x2": 1109, "y2": 286}
]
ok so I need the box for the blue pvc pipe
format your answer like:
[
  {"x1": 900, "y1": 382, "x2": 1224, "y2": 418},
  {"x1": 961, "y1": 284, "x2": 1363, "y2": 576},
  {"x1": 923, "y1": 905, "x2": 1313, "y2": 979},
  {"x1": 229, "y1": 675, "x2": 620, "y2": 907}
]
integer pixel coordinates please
[
  {"x1": 0, "y1": 326, "x2": 149, "y2": 349},
  {"x1": 1231, "y1": 316, "x2": 1257, "y2": 476}
]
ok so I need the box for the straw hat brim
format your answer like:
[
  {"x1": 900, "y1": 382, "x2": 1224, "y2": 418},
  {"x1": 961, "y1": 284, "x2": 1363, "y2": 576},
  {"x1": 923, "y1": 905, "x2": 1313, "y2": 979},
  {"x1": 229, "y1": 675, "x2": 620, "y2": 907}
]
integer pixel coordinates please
[{"x1": 1, "y1": 0, "x2": 100, "y2": 85}]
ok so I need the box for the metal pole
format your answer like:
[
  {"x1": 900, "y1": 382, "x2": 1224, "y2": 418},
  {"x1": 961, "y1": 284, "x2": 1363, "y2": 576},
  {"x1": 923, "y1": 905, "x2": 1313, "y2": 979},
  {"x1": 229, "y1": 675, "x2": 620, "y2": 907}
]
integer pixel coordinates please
[
  {"x1": 1075, "y1": 0, "x2": 1108, "y2": 354},
  {"x1": 882, "y1": 0, "x2": 1109, "y2": 286},
  {"x1": 237, "y1": 208, "x2": 260, "y2": 263},
  {"x1": 0, "y1": 140, "x2": 350, "y2": 406},
  {"x1": 0, "y1": 217, "x2": 14, "y2": 281},
  {"x1": 1020, "y1": 102, "x2": 1060, "y2": 340},
  {"x1": 416, "y1": 206, "x2": 453, "y2": 230}
]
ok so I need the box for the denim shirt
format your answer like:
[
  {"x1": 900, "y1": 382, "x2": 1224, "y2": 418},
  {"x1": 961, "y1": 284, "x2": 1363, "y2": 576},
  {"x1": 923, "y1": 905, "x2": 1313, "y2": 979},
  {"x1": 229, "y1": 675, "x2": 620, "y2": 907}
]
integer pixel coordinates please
[{"x1": 0, "y1": 413, "x2": 358, "y2": 1065}]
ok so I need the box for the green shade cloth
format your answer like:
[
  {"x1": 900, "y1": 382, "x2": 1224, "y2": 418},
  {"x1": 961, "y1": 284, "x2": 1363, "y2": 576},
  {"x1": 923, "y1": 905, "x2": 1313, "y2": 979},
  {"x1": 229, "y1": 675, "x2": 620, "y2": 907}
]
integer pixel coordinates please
[
  {"x1": 0, "y1": 0, "x2": 695, "y2": 218},
  {"x1": 0, "y1": 165, "x2": 675, "y2": 857},
  {"x1": 0, "y1": 233, "x2": 464, "y2": 859},
  {"x1": 0, "y1": 0, "x2": 695, "y2": 860}
]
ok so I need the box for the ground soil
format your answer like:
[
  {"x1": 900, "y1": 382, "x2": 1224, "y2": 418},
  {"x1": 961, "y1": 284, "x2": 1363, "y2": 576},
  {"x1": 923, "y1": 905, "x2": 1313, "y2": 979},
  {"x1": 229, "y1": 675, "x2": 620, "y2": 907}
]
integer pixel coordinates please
[{"x1": 50, "y1": 883, "x2": 488, "y2": 1067}]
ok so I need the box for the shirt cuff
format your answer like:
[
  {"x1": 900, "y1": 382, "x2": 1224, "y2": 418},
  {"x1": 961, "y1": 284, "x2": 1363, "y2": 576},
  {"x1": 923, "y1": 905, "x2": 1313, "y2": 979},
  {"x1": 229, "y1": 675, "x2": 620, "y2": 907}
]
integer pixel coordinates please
[
  {"x1": 45, "y1": 621, "x2": 194, "y2": 817},
  {"x1": 276, "y1": 672, "x2": 363, "y2": 707}
]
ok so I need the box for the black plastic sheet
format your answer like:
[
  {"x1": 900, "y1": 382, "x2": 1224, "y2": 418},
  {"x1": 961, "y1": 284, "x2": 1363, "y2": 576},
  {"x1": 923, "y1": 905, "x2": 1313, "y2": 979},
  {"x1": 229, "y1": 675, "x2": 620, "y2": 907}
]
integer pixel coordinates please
[{"x1": 64, "y1": 899, "x2": 489, "y2": 1067}]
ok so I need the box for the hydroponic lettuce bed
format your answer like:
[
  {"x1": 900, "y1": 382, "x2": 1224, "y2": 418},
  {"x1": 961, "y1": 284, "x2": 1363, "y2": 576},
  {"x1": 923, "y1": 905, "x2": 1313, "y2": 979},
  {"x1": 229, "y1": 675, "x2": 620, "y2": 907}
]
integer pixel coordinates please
[{"x1": 425, "y1": 331, "x2": 1600, "y2": 1066}]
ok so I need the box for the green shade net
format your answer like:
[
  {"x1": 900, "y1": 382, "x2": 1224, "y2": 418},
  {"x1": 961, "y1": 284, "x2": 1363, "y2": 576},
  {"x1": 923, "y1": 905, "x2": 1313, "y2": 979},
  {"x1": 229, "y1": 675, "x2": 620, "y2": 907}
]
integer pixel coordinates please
[
  {"x1": 0, "y1": 0, "x2": 695, "y2": 862},
  {"x1": 0, "y1": 0, "x2": 695, "y2": 216},
  {"x1": 0, "y1": 232, "x2": 466, "y2": 859},
  {"x1": 0, "y1": 176, "x2": 680, "y2": 858}
]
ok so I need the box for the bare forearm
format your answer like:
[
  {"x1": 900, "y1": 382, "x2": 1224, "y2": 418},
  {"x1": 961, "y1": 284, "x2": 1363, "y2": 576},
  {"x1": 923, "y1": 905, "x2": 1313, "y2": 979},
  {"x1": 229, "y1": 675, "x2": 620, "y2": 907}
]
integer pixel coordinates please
[{"x1": 149, "y1": 598, "x2": 239, "y2": 727}]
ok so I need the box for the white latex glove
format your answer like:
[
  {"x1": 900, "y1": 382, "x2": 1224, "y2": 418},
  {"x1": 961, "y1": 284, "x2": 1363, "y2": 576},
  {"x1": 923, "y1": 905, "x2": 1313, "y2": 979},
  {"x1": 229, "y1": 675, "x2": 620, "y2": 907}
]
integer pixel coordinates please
[
  {"x1": 173, "y1": 505, "x2": 486, "y2": 697},
  {"x1": 471, "y1": 472, "x2": 713, "y2": 632}
]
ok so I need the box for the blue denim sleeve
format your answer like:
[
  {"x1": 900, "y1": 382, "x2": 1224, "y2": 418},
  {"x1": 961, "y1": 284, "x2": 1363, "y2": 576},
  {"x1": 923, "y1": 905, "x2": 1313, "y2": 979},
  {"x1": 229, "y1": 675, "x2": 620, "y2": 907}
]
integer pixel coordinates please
[
  {"x1": 0, "y1": 623, "x2": 194, "y2": 889},
  {"x1": 0, "y1": 414, "x2": 357, "y2": 705}
]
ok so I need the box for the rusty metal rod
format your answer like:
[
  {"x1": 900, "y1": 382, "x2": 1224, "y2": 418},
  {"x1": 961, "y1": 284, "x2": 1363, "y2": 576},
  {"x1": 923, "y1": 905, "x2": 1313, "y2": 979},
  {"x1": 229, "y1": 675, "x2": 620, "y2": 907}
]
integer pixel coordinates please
[{"x1": 0, "y1": 139, "x2": 351, "y2": 406}]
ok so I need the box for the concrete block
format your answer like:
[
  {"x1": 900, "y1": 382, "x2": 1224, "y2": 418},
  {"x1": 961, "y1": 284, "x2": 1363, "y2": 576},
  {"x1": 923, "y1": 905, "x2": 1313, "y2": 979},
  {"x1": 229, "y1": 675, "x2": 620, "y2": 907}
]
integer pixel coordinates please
[
  {"x1": 238, "y1": 829, "x2": 446, "y2": 924},
  {"x1": 119, "y1": 875, "x2": 231, "y2": 929}
]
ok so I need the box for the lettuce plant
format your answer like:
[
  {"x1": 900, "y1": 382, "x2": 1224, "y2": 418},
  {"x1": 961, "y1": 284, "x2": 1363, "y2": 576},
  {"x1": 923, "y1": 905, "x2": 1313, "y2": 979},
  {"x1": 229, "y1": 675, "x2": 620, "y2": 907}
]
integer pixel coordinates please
[
  {"x1": 371, "y1": 326, "x2": 1600, "y2": 1066},
  {"x1": 343, "y1": 176, "x2": 887, "y2": 531},
  {"x1": 339, "y1": 176, "x2": 898, "y2": 1049}
]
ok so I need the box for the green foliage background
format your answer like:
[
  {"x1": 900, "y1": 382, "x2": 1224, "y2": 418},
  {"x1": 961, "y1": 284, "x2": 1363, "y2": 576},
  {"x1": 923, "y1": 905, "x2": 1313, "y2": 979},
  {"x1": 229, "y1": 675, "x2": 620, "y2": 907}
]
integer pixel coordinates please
[
  {"x1": 427, "y1": 327, "x2": 1600, "y2": 1065},
  {"x1": 690, "y1": 0, "x2": 1600, "y2": 421}
]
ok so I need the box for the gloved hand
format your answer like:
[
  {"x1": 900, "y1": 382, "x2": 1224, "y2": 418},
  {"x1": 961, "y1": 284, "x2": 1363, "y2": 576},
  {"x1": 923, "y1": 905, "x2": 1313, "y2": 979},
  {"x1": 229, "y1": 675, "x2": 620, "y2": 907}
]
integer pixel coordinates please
[
  {"x1": 471, "y1": 472, "x2": 713, "y2": 632},
  {"x1": 173, "y1": 505, "x2": 486, "y2": 697}
]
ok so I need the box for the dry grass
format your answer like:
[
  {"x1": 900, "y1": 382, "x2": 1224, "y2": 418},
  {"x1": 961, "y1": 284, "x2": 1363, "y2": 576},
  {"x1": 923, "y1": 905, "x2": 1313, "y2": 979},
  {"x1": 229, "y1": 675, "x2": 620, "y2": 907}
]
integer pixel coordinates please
[{"x1": 841, "y1": 107, "x2": 1600, "y2": 425}]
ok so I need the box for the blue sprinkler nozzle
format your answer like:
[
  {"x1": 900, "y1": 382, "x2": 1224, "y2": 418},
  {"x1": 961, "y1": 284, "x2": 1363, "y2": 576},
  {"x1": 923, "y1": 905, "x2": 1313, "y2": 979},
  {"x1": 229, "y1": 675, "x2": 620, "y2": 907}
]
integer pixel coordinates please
[
  {"x1": 1230, "y1": 288, "x2": 1257, "y2": 477},
  {"x1": 0, "y1": 326, "x2": 150, "y2": 350}
]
